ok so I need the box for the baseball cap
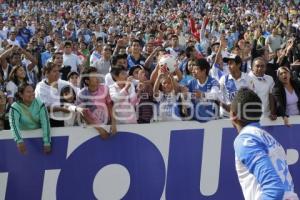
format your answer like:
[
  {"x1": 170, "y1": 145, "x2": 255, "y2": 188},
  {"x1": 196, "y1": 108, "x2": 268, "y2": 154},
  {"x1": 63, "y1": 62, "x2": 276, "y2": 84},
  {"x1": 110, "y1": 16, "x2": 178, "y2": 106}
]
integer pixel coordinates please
[{"x1": 223, "y1": 53, "x2": 242, "y2": 64}]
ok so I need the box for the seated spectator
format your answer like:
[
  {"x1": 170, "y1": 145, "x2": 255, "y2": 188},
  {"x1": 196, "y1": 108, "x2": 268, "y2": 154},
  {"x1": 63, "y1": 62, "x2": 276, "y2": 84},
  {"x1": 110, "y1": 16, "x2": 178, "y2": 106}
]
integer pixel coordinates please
[
  {"x1": 9, "y1": 83, "x2": 51, "y2": 154},
  {"x1": 219, "y1": 54, "x2": 254, "y2": 117},
  {"x1": 6, "y1": 65, "x2": 29, "y2": 105},
  {"x1": 272, "y1": 66, "x2": 300, "y2": 126},
  {"x1": 35, "y1": 62, "x2": 70, "y2": 127},
  {"x1": 249, "y1": 57, "x2": 277, "y2": 119},
  {"x1": 109, "y1": 66, "x2": 139, "y2": 124},
  {"x1": 77, "y1": 67, "x2": 116, "y2": 139},
  {"x1": 187, "y1": 58, "x2": 220, "y2": 122}
]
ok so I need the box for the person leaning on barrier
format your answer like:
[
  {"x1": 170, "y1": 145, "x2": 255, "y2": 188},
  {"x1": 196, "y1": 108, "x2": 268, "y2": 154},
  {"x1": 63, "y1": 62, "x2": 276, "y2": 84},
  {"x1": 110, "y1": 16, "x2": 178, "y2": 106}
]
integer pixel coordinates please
[
  {"x1": 248, "y1": 57, "x2": 277, "y2": 120},
  {"x1": 272, "y1": 66, "x2": 300, "y2": 126},
  {"x1": 9, "y1": 83, "x2": 51, "y2": 155}
]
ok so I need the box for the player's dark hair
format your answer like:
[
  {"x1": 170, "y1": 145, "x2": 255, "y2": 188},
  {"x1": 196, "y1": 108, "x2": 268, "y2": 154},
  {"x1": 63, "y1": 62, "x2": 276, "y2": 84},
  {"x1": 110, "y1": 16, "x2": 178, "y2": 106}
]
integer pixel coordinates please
[{"x1": 231, "y1": 88, "x2": 262, "y2": 126}]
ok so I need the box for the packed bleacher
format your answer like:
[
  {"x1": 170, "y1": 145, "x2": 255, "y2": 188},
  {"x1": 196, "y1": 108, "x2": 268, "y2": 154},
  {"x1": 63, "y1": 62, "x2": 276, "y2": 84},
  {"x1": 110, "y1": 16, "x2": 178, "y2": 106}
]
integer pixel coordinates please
[{"x1": 0, "y1": 0, "x2": 300, "y2": 145}]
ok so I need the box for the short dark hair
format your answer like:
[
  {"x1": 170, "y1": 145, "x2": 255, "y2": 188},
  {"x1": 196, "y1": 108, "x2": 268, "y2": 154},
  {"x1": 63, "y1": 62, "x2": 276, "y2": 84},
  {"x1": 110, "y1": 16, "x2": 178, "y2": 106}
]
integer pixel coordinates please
[
  {"x1": 53, "y1": 52, "x2": 63, "y2": 60},
  {"x1": 185, "y1": 46, "x2": 195, "y2": 59},
  {"x1": 131, "y1": 39, "x2": 141, "y2": 46},
  {"x1": 231, "y1": 88, "x2": 262, "y2": 126},
  {"x1": 170, "y1": 34, "x2": 178, "y2": 39},
  {"x1": 110, "y1": 65, "x2": 126, "y2": 81},
  {"x1": 43, "y1": 62, "x2": 58, "y2": 76},
  {"x1": 111, "y1": 54, "x2": 127, "y2": 65},
  {"x1": 194, "y1": 58, "x2": 210, "y2": 76},
  {"x1": 64, "y1": 40, "x2": 72, "y2": 47},
  {"x1": 81, "y1": 67, "x2": 98, "y2": 87}
]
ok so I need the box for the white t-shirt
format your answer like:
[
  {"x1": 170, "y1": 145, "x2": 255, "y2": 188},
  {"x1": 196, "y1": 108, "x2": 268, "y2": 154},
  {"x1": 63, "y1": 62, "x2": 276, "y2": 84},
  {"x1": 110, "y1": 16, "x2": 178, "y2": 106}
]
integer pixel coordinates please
[
  {"x1": 219, "y1": 72, "x2": 254, "y2": 117},
  {"x1": 104, "y1": 73, "x2": 115, "y2": 87},
  {"x1": 63, "y1": 53, "x2": 82, "y2": 72},
  {"x1": 7, "y1": 39, "x2": 21, "y2": 47},
  {"x1": 35, "y1": 79, "x2": 70, "y2": 119},
  {"x1": 249, "y1": 72, "x2": 274, "y2": 116},
  {"x1": 6, "y1": 81, "x2": 18, "y2": 99}
]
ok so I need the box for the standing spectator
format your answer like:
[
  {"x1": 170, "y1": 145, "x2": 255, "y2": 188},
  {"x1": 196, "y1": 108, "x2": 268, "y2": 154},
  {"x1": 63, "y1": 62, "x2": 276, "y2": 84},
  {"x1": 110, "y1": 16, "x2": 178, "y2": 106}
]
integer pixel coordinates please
[
  {"x1": 266, "y1": 27, "x2": 283, "y2": 53},
  {"x1": 6, "y1": 65, "x2": 29, "y2": 105},
  {"x1": 130, "y1": 65, "x2": 154, "y2": 123},
  {"x1": 272, "y1": 66, "x2": 300, "y2": 126},
  {"x1": 9, "y1": 83, "x2": 51, "y2": 154},
  {"x1": 78, "y1": 67, "x2": 116, "y2": 139},
  {"x1": 0, "y1": 90, "x2": 7, "y2": 130},
  {"x1": 109, "y1": 66, "x2": 139, "y2": 124},
  {"x1": 67, "y1": 71, "x2": 80, "y2": 94},
  {"x1": 62, "y1": 40, "x2": 82, "y2": 73},
  {"x1": 92, "y1": 45, "x2": 112, "y2": 76},
  {"x1": 127, "y1": 39, "x2": 146, "y2": 69},
  {"x1": 60, "y1": 85, "x2": 82, "y2": 127},
  {"x1": 90, "y1": 40, "x2": 103, "y2": 66},
  {"x1": 7, "y1": 30, "x2": 21, "y2": 47},
  {"x1": 105, "y1": 54, "x2": 128, "y2": 86},
  {"x1": 35, "y1": 62, "x2": 70, "y2": 127},
  {"x1": 165, "y1": 34, "x2": 183, "y2": 58},
  {"x1": 187, "y1": 58, "x2": 220, "y2": 122},
  {"x1": 219, "y1": 54, "x2": 254, "y2": 117},
  {"x1": 249, "y1": 57, "x2": 277, "y2": 119},
  {"x1": 40, "y1": 41, "x2": 54, "y2": 68},
  {"x1": 153, "y1": 69, "x2": 181, "y2": 122}
]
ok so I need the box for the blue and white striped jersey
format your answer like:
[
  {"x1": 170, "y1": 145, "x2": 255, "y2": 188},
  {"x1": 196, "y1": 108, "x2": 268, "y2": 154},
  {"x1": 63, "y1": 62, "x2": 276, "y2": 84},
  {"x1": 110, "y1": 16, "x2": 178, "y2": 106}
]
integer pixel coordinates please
[{"x1": 234, "y1": 123, "x2": 299, "y2": 200}]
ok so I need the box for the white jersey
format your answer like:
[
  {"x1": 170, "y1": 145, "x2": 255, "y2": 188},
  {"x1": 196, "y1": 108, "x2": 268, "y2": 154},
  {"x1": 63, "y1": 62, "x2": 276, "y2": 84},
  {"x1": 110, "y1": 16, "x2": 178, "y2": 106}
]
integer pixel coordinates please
[{"x1": 234, "y1": 123, "x2": 299, "y2": 200}]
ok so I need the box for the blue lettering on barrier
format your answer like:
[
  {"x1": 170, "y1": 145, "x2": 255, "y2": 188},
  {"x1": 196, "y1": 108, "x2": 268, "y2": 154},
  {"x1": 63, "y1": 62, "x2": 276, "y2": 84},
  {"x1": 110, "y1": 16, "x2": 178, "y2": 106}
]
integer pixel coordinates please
[
  {"x1": 0, "y1": 137, "x2": 68, "y2": 200},
  {"x1": 0, "y1": 125, "x2": 299, "y2": 199},
  {"x1": 56, "y1": 132, "x2": 165, "y2": 200}
]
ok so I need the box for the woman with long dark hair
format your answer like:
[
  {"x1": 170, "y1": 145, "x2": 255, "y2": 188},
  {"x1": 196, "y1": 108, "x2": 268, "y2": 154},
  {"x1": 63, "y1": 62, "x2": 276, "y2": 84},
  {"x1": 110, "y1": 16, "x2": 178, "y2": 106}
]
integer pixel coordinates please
[
  {"x1": 272, "y1": 66, "x2": 300, "y2": 126},
  {"x1": 6, "y1": 65, "x2": 29, "y2": 105}
]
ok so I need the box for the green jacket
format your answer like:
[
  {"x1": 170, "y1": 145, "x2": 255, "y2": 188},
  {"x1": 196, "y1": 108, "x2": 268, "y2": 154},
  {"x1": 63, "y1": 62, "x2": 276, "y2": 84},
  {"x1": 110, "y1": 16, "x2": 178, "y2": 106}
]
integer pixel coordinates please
[{"x1": 9, "y1": 98, "x2": 51, "y2": 145}]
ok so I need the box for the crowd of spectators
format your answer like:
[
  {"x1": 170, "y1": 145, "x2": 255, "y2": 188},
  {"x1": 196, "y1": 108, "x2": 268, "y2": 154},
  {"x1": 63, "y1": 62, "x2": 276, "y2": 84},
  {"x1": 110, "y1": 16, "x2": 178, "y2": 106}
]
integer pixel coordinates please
[{"x1": 1, "y1": 0, "x2": 300, "y2": 152}]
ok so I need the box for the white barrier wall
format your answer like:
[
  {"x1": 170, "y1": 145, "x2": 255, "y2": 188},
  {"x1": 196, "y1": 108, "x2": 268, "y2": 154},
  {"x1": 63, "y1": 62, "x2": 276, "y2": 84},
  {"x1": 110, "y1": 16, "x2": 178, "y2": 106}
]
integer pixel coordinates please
[{"x1": 0, "y1": 117, "x2": 299, "y2": 200}]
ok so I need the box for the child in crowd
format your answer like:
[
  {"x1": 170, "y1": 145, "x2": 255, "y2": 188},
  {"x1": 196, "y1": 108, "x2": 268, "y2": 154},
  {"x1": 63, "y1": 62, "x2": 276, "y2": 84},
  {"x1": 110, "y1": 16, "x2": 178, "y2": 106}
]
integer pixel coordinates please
[
  {"x1": 67, "y1": 71, "x2": 80, "y2": 94},
  {"x1": 130, "y1": 65, "x2": 155, "y2": 123},
  {"x1": 109, "y1": 66, "x2": 139, "y2": 124},
  {"x1": 60, "y1": 85, "x2": 82, "y2": 127},
  {"x1": 153, "y1": 67, "x2": 181, "y2": 122},
  {"x1": 77, "y1": 67, "x2": 116, "y2": 139}
]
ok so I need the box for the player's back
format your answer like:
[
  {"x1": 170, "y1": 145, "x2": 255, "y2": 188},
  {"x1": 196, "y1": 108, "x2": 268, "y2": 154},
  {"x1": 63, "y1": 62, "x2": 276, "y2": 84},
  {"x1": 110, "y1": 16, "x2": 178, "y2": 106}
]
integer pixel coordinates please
[{"x1": 234, "y1": 123, "x2": 299, "y2": 200}]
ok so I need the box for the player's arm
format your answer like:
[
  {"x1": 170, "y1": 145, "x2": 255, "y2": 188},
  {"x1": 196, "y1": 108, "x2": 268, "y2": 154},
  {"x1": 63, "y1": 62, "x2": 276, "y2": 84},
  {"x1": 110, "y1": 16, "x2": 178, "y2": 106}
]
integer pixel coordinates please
[{"x1": 234, "y1": 133, "x2": 285, "y2": 200}]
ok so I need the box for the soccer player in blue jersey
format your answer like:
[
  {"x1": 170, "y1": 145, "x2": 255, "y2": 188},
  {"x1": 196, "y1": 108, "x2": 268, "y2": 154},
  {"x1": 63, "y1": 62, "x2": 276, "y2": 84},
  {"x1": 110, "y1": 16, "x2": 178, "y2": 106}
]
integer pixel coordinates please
[{"x1": 230, "y1": 88, "x2": 299, "y2": 200}]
